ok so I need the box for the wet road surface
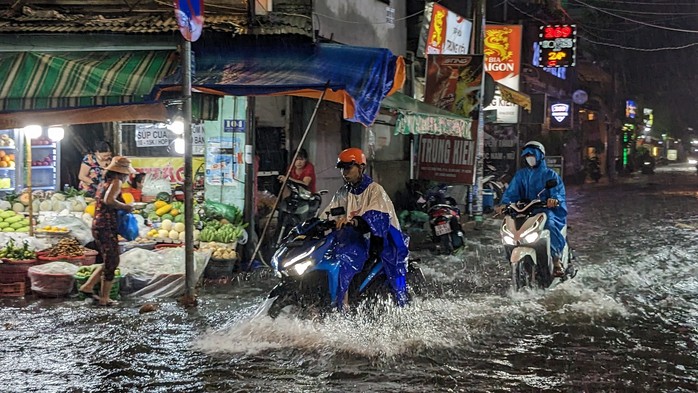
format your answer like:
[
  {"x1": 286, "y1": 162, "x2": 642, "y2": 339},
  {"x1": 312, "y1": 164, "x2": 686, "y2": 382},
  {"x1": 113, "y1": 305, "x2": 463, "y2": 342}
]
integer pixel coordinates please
[{"x1": 1, "y1": 164, "x2": 697, "y2": 392}]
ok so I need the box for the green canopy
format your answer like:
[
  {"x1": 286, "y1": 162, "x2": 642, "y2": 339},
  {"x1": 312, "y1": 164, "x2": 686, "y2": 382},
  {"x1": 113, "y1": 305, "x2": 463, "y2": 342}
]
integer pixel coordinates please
[
  {"x1": 381, "y1": 92, "x2": 472, "y2": 139},
  {"x1": 0, "y1": 50, "x2": 176, "y2": 112}
]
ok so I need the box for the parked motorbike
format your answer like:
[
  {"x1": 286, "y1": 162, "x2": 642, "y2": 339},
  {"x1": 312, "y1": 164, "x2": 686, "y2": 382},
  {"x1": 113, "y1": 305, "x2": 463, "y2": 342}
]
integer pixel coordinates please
[
  {"x1": 424, "y1": 184, "x2": 465, "y2": 254},
  {"x1": 586, "y1": 157, "x2": 602, "y2": 182},
  {"x1": 272, "y1": 181, "x2": 328, "y2": 249},
  {"x1": 267, "y1": 208, "x2": 425, "y2": 318},
  {"x1": 499, "y1": 179, "x2": 576, "y2": 291},
  {"x1": 482, "y1": 163, "x2": 509, "y2": 204}
]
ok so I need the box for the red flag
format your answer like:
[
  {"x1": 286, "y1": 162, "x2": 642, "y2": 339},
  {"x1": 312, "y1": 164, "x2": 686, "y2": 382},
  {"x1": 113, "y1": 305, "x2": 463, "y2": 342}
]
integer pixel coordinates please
[{"x1": 174, "y1": 0, "x2": 204, "y2": 42}]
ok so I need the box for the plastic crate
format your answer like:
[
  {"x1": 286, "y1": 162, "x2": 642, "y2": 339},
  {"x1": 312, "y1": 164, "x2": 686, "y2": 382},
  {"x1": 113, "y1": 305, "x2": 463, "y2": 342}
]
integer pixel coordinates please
[
  {"x1": 0, "y1": 259, "x2": 42, "y2": 293},
  {"x1": 204, "y1": 258, "x2": 236, "y2": 279},
  {"x1": 74, "y1": 275, "x2": 120, "y2": 300},
  {"x1": 0, "y1": 282, "x2": 26, "y2": 297}
]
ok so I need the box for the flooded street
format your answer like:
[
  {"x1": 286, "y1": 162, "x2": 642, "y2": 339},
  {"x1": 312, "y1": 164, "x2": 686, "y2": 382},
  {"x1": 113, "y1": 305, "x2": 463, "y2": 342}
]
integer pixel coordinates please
[{"x1": 2, "y1": 165, "x2": 698, "y2": 392}]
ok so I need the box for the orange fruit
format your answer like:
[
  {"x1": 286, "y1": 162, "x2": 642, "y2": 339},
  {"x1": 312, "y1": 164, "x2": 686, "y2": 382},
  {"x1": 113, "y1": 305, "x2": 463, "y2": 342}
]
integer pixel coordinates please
[
  {"x1": 0, "y1": 151, "x2": 6, "y2": 158},
  {"x1": 2, "y1": 156, "x2": 9, "y2": 162},
  {"x1": 0, "y1": 162, "x2": 7, "y2": 168},
  {"x1": 8, "y1": 154, "x2": 14, "y2": 160}
]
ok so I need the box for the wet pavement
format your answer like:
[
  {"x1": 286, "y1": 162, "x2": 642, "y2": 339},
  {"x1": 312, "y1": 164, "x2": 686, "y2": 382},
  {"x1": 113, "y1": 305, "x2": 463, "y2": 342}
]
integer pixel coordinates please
[{"x1": 2, "y1": 164, "x2": 698, "y2": 392}]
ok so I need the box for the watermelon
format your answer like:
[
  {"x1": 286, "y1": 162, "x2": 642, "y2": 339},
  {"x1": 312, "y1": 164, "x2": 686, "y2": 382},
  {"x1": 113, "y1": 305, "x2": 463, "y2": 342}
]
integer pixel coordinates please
[{"x1": 156, "y1": 192, "x2": 171, "y2": 203}]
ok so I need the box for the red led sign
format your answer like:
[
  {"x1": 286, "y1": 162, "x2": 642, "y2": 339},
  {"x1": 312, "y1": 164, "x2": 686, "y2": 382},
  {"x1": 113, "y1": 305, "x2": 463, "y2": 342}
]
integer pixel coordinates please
[{"x1": 537, "y1": 24, "x2": 576, "y2": 68}]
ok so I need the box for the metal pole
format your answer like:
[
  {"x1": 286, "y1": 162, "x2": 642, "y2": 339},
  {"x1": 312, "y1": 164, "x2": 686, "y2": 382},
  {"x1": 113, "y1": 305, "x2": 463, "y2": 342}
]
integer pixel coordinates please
[
  {"x1": 181, "y1": 38, "x2": 196, "y2": 306},
  {"x1": 25, "y1": 132, "x2": 34, "y2": 237},
  {"x1": 250, "y1": 82, "x2": 330, "y2": 264},
  {"x1": 473, "y1": 0, "x2": 486, "y2": 228}
]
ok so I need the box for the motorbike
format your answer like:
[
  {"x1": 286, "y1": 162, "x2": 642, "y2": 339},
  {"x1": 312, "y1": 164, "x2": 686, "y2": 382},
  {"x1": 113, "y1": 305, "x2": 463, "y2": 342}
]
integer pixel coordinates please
[
  {"x1": 424, "y1": 184, "x2": 465, "y2": 254},
  {"x1": 267, "y1": 208, "x2": 425, "y2": 318},
  {"x1": 586, "y1": 157, "x2": 602, "y2": 182},
  {"x1": 499, "y1": 179, "x2": 576, "y2": 291},
  {"x1": 640, "y1": 157, "x2": 655, "y2": 174},
  {"x1": 482, "y1": 163, "x2": 509, "y2": 204},
  {"x1": 272, "y1": 181, "x2": 328, "y2": 249}
]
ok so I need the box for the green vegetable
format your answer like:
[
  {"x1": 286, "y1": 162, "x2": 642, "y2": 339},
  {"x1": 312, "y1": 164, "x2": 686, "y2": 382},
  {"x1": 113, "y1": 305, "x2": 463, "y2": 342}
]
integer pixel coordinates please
[{"x1": 156, "y1": 192, "x2": 172, "y2": 203}]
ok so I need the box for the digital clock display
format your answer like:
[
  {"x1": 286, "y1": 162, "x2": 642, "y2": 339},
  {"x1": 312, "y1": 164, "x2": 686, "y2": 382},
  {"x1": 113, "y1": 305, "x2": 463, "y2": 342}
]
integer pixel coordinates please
[{"x1": 537, "y1": 24, "x2": 576, "y2": 68}]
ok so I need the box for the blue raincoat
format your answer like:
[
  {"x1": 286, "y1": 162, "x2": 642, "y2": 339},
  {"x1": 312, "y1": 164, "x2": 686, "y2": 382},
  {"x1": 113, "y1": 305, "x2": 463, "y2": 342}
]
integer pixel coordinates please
[
  {"x1": 500, "y1": 146, "x2": 567, "y2": 259},
  {"x1": 323, "y1": 174, "x2": 410, "y2": 306}
]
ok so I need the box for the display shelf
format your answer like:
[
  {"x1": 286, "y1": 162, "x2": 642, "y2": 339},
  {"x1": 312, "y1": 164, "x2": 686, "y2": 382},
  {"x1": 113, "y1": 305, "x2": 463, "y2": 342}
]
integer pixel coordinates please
[
  {"x1": 31, "y1": 166, "x2": 55, "y2": 169},
  {"x1": 0, "y1": 146, "x2": 17, "y2": 150},
  {"x1": 31, "y1": 186, "x2": 56, "y2": 190},
  {"x1": 0, "y1": 168, "x2": 15, "y2": 170},
  {"x1": 30, "y1": 145, "x2": 56, "y2": 148},
  {"x1": 0, "y1": 188, "x2": 14, "y2": 191}
]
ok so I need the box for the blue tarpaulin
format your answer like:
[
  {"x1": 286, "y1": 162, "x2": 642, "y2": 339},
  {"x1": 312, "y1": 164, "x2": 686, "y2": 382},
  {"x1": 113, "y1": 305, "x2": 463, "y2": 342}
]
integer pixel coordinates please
[{"x1": 159, "y1": 38, "x2": 404, "y2": 126}]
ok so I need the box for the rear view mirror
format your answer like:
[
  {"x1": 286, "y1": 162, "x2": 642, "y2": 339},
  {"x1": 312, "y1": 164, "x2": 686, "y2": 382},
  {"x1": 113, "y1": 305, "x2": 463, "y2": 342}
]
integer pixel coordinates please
[
  {"x1": 545, "y1": 179, "x2": 558, "y2": 189},
  {"x1": 330, "y1": 206, "x2": 346, "y2": 216}
]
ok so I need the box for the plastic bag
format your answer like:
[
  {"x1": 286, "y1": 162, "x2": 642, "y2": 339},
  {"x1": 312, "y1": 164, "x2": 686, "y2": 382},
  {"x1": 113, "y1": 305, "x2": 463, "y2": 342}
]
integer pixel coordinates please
[
  {"x1": 117, "y1": 211, "x2": 139, "y2": 241},
  {"x1": 203, "y1": 200, "x2": 243, "y2": 224},
  {"x1": 40, "y1": 215, "x2": 93, "y2": 245}
]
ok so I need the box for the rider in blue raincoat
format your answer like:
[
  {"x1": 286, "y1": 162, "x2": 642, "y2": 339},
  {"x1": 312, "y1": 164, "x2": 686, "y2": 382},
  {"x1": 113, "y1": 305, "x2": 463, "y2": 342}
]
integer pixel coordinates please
[
  {"x1": 323, "y1": 147, "x2": 410, "y2": 307},
  {"x1": 496, "y1": 141, "x2": 567, "y2": 276}
]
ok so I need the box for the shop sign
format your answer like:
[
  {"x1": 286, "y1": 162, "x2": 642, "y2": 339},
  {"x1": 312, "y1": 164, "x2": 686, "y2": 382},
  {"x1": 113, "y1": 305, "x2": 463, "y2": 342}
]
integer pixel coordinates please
[
  {"x1": 643, "y1": 108, "x2": 653, "y2": 133},
  {"x1": 545, "y1": 156, "x2": 564, "y2": 178},
  {"x1": 192, "y1": 124, "x2": 205, "y2": 155},
  {"x1": 135, "y1": 124, "x2": 170, "y2": 147},
  {"x1": 626, "y1": 100, "x2": 637, "y2": 119},
  {"x1": 549, "y1": 100, "x2": 572, "y2": 129},
  {"x1": 483, "y1": 25, "x2": 522, "y2": 124},
  {"x1": 424, "y1": 54, "x2": 483, "y2": 118},
  {"x1": 223, "y1": 119, "x2": 246, "y2": 133},
  {"x1": 129, "y1": 156, "x2": 205, "y2": 184},
  {"x1": 424, "y1": 3, "x2": 472, "y2": 55},
  {"x1": 417, "y1": 135, "x2": 476, "y2": 184},
  {"x1": 484, "y1": 124, "x2": 518, "y2": 178},
  {"x1": 537, "y1": 25, "x2": 577, "y2": 68}
]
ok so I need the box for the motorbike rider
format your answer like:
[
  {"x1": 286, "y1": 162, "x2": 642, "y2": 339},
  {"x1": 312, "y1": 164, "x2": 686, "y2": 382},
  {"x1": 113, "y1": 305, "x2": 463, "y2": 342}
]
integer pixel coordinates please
[
  {"x1": 494, "y1": 141, "x2": 568, "y2": 277},
  {"x1": 323, "y1": 147, "x2": 410, "y2": 307}
]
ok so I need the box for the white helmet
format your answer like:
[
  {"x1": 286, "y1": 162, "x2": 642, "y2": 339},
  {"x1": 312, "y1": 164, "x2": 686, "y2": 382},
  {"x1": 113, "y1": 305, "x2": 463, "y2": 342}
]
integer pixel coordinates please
[{"x1": 523, "y1": 141, "x2": 546, "y2": 156}]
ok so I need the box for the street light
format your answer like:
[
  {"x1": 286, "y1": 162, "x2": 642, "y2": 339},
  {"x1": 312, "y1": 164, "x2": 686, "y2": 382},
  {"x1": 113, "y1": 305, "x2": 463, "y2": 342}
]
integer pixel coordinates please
[
  {"x1": 168, "y1": 117, "x2": 185, "y2": 135},
  {"x1": 173, "y1": 137, "x2": 185, "y2": 154},
  {"x1": 47, "y1": 127, "x2": 65, "y2": 142},
  {"x1": 22, "y1": 125, "x2": 42, "y2": 139}
]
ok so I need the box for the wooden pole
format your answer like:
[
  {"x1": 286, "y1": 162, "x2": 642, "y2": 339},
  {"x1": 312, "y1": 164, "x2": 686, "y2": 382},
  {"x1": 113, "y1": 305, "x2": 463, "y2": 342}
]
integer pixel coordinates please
[
  {"x1": 25, "y1": 131, "x2": 33, "y2": 237},
  {"x1": 181, "y1": 38, "x2": 196, "y2": 307}
]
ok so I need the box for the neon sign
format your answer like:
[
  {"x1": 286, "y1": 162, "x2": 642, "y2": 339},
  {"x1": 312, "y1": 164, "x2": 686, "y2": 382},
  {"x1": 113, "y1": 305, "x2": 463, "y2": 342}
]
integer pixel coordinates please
[{"x1": 537, "y1": 24, "x2": 576, "y2": 68}]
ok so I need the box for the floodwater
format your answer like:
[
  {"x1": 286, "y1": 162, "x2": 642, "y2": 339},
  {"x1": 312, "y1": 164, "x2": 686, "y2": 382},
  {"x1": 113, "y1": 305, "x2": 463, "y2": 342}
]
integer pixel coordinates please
[{"x1": 2, "y1": 164, "x2": 698, "y2": 392}]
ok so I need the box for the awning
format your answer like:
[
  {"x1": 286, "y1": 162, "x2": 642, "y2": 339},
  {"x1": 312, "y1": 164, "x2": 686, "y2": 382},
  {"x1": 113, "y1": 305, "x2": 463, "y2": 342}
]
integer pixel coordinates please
[
  {"x1": 0, "y1": 103, "x2": 168, "y2": 129},
  {"x1": 0, "y1": 50, "x2": 177, "y2": 112},
  {"x1": 381, "y1": 92, "x2": 473, "y2": 139},
  {"x1": 158, "y1": 38, "x2": 405, "y2": 126},
  {"x1": 497, "y1": 83, "x2": 531, "y2": 112}
]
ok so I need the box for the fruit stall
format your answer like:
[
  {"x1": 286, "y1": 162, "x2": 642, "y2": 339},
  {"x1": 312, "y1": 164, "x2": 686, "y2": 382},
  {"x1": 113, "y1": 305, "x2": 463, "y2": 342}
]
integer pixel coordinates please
[{"x1": 0, "y1": 182, "x2": 248, "y2": 299}]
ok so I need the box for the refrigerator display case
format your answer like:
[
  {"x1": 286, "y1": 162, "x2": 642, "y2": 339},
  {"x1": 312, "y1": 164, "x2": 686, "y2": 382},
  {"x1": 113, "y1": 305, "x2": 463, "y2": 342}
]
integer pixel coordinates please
[
  {"x1": 0, "y1": 129, "x2": 18, "y2": 194},
  {"x1": 0, "y1": 128, "x2": 60, "y2": 196}
]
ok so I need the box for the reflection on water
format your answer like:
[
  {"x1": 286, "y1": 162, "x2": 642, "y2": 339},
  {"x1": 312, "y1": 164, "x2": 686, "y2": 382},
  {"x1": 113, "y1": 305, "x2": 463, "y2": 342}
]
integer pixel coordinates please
[{"x1": 2, "y1": 175, "x2": 698, "y2": 392}]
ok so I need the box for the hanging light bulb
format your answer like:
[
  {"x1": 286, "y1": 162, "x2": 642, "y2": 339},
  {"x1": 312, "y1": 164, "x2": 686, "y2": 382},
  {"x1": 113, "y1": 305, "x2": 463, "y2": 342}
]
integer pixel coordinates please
[
  {"x1": 22, "y1": 125, "x2": 42, "y2": 139},
  {"x1": 173, "y1": 137, "x2": 185, "y2": 154},
  {"x1": 48, "y1": 127, "x2": 65, "y2": 142},
  {"x1": 168, "y1": 117, "x2": 185, "y2": 135}
]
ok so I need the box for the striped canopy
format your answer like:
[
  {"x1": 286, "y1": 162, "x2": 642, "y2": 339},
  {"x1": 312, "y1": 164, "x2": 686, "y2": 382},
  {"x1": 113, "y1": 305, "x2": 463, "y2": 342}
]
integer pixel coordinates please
[{"x1": 0, "y1": 50, "x2": 176, "y2": 112}]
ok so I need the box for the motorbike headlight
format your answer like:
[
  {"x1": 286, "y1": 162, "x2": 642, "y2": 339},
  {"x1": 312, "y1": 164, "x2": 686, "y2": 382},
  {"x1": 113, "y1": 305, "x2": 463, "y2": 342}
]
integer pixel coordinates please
[
  {"x1": 523, "y1": 232, "x2": 539, "y2": 244},
  {"x1": 293, "y1": 260, "x2": 313, "y2": 275},
  {"x1": 283, "y1": 246, "x2": 316, "y2": 267},
  {"x1": 503, "y1": 235, "x2": 516, "y2": 245}
]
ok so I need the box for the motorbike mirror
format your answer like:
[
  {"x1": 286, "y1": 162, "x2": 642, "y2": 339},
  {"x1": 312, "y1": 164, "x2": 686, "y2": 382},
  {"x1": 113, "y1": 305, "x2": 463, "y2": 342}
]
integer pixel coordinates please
[
  {"x1": 330, "y1": 206, "x2": 346, "y2": 216},
  {"x1": 545, "y1": 179, "x2": 558, "y2": 189}
]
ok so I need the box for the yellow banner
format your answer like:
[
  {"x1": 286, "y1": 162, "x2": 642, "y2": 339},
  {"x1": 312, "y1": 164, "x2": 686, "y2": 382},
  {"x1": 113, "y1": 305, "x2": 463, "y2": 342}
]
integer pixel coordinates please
[{"x1": 129, "y1": 156, "x2": 205, "y2": 184}]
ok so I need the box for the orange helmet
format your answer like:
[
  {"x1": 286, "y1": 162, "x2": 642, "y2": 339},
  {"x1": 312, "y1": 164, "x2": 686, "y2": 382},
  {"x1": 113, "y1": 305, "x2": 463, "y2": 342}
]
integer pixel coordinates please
[{"x1": 336, "y1": 148, "x2": 366, "y2": 169}]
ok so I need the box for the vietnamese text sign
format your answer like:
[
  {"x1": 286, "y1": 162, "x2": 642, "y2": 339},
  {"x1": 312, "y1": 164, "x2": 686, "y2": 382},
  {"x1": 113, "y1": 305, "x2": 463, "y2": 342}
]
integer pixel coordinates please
[
  {"x1": 417, "y1": 135, "x2": 476, "y2": 184},
  {"x1": 135, "y1": 124, "x2": 170, "y2": 147},
  {"x1": 192, "y1": 123, "x2": 205, "y2": 155},
  {"x1": 484, "y1": 124, "x2": 518, "y2": 178},
  {"x1": 425, "y1": 3, "x2": 472, "y2": 55}
]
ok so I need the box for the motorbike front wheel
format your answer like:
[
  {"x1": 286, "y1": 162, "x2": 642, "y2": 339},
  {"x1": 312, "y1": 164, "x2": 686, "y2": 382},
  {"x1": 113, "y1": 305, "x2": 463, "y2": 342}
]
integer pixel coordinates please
[{"x1": 512, "y1": 256, "x2": 536, "y2": 291}]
